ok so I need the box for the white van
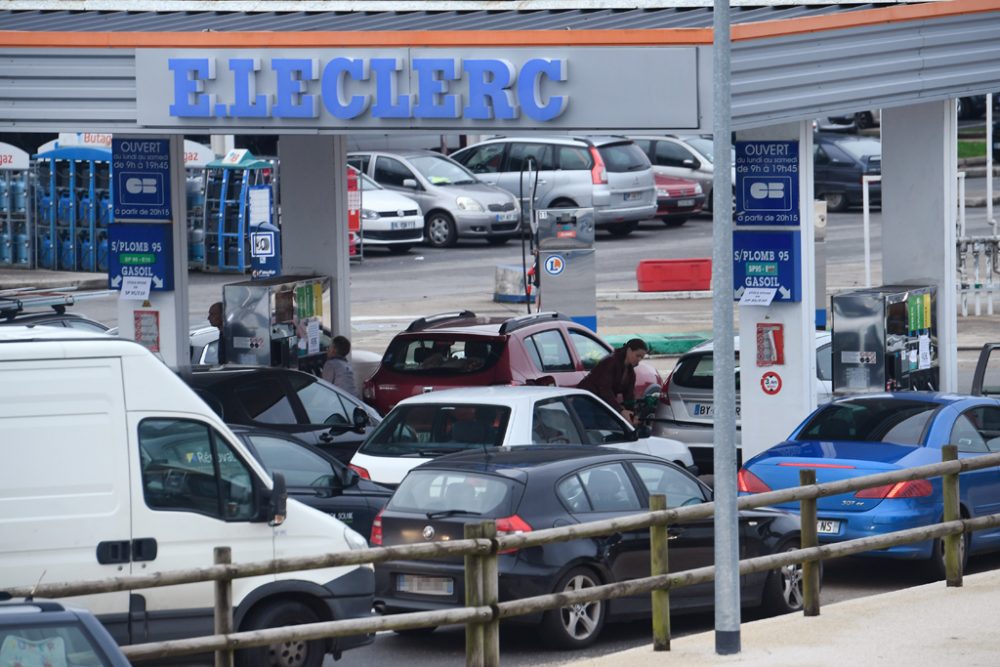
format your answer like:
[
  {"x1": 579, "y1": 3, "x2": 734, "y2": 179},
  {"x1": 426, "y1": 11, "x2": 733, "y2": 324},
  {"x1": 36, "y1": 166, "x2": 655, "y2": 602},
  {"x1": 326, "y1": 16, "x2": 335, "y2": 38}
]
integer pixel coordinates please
[{"x1": 0, "y1": 327, "x2": 373, "y2": 665}]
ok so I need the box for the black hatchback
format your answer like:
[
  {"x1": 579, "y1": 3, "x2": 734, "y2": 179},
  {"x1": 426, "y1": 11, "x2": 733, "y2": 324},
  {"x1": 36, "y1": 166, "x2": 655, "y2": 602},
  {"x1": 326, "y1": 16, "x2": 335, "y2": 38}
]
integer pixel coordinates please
[
  {"x1": 372, "y1": 447, "x2": 804, "y2": 649},
  {"x1": 183, "y1": 367, "x2": 382, "y2": 464}
]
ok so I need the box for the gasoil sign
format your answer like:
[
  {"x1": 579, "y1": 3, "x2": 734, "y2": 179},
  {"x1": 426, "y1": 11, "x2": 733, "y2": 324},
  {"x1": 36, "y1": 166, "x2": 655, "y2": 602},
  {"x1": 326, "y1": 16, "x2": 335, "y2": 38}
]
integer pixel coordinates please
[{"x1": 733, "y1": 230, "x2": 801, "y2": 302}]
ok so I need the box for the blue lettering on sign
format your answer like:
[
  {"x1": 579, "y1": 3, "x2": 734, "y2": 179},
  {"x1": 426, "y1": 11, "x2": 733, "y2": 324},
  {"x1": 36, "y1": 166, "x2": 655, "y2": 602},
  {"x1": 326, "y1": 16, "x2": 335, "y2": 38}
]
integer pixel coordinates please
[{"x1": 165, "y1": 56, "x2": 569, "y2": 122}]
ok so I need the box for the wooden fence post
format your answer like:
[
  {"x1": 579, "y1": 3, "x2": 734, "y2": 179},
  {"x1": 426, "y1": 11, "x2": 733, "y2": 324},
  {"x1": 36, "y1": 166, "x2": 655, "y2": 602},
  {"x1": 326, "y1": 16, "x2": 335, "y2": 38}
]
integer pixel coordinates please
[
  {"x1": 479, "y1": 521, "x2": 499, "y2": 667},
  {"x1": 464, "y1": 523, "x2": 484, "y2": 667},
  {"x1": 798, "y1": 470, "x2": 820, "y2": 617},
  {"x1": 942, "y1": 444, "x2": 963, "y2": 587},
  {"x1": 649, "y1": 494, "x2": 671, "y2": 651},
  {"x1": 213, "y1": 547, "x2": 233, "y2": 667}
]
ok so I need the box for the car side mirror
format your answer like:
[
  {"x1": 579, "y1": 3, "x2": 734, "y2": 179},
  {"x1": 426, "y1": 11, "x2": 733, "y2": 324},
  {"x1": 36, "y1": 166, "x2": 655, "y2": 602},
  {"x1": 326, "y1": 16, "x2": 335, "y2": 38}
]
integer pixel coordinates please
[
  {"x1": 402, "y1": 178, "x2": 419, "y2": 189},
  {"x1": 341, "y1": 467, "x2": 361, "y2": 487},
  {"x1": 682, "y1": 157, "x2": 701, "y2": 170},
  {"x1": 635, "y1": 424, "x2": 651, "y2": 439},
  {"x1": 268, "y1": 472, "x2": 288, "y2": 526},
  {"x1": 352, "y1": 406, "x2": 370, "y2": 432}
]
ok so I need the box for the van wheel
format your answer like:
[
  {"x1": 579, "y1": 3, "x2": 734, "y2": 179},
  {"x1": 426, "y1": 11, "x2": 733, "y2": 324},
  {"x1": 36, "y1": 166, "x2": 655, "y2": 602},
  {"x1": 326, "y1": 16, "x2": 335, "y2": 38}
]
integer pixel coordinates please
[
  {"x1": 425, "y1": 212, "x2": 457, "y2": 248},
  {"x1": 606, "y1": 221, "x2": 638, "y2": 237},
  {"x1": 538, "y1": 567, "x2": 606, "y2": 649},
  {"x1": 822, "y1": 192, "x2": 849, "y2": 212},
  {"x1": 237, "y1": 601, "x2": 324, "y2": 667}
]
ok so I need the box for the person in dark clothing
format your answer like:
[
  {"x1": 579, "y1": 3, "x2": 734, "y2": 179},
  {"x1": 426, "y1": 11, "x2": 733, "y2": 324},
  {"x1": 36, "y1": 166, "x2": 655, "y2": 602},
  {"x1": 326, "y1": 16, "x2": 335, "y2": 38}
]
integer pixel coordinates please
[
  {"x1": 576, "y1": 338, "x2": 648, "y2": 424},
  {"x1": 208, "y1": 301, "x2": 226, "y2": 365}
]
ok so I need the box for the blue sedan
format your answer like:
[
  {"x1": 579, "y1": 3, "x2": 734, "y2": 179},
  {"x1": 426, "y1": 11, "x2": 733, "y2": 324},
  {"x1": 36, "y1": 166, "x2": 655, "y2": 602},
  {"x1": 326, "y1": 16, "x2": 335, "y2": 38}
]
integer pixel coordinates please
[{"x1": 739, "y1": 393, "x2": 1000, "y2": 578}]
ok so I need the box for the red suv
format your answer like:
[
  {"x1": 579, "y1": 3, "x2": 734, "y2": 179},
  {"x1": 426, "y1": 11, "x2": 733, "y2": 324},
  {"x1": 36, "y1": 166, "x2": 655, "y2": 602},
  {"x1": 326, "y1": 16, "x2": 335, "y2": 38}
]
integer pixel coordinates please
[{"x1": 362, "y1": 311, "x2": 662, "y2": 415}]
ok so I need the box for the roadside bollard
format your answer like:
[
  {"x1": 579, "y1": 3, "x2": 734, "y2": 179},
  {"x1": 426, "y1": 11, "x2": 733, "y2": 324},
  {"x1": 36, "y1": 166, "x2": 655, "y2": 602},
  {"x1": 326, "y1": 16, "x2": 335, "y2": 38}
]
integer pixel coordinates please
[
  {"x1": 649, "y1": 494, "x2": 671, "y2": 651},
  {"x1": 213, "y1": 546, "x2": 233, "y2": 667},
  {"x1": 798, "y1": 470, "x2": 820, "y2": 617},
  {"x1": 942, "y1": 445, "x2": 963, "y2": 587}
]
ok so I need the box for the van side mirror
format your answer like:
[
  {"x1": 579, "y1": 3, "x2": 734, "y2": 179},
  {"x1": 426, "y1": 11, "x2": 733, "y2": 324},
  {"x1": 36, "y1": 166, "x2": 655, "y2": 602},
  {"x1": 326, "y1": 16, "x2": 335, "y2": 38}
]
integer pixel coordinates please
[
  {"x1": 352, "y1": 406, "x2": 370, "y2": 432},
  {"x1": 268, "y1": 472, "x2": 288, "y2": 526},
  {"x1": 402, "y1": 178, "x2": 419, "y2": 190},
  {"x1": 682, "y1": 157, "x2": 701, "y2": 170}
]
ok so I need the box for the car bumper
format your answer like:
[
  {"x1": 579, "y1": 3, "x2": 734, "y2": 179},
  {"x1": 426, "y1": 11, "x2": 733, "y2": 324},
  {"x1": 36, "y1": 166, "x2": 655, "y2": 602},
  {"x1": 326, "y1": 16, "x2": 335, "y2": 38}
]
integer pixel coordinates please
[
  {"x1": 593, "y1": 202, "x2": 658, "y2": 225},
  {"x1": 453, "y1": 211, "x2": 521, "y2": 237},
  {"x1": 656, "y1": 193, "x2": 705, "y2": 217},
  {"x1": 323, "y1": 566, "x2": 377, "y2": 653},
  {"x1": 650, "y1": 419, "x2": 742, "y2": 472}
]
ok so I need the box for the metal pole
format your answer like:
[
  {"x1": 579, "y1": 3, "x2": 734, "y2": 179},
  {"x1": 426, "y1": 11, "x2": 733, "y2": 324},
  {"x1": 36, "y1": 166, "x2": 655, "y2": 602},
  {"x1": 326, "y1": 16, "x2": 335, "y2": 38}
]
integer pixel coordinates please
[
  {"x1": 798, "y1": 470, "x2": 820, "y2": 617},
  {"x1": 988, "y1": 94, "x2": 995, "y2": 235},
  {"x1": 941, "y1": 445, "x2": 962, "y2": 587},
  {"x1": 464, "y1": 523, "x2": 485, "y2": 667},
  {"x1": 712, "y1": 0, "x2": 739, "y2": 654},
  {"x1": 213, "y1": 547, "x2": 233, "y2": 667},
  {"x1": 649, "y1": 494, "x2": 671, "y2": 651},
  {"x1": 480, "y1": 521, "x2": 500, "y2": 667},
  {"x1": 862, "y1": 175, "x2": 877, "y2": 288}
]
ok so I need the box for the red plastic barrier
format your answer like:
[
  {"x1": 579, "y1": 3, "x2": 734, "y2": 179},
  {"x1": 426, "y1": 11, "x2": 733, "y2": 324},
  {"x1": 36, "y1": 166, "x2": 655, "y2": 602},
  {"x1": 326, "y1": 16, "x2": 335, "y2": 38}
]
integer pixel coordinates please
[{"x1": 636, "y1": 259, "x2": 712, "y2": 292}]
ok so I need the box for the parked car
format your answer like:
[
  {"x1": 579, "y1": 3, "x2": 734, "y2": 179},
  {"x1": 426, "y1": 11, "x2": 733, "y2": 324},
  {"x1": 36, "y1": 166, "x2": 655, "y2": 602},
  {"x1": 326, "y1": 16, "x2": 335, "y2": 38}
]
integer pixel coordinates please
[
  {"x1": 362, "y1": 310, "x2": 662, "y2": 416},
  {"x1": 630, "y1": 135, "x2": 736, "y2": 213},
  {"x1": 825, "y1": 109, "x2": 881, "y2": 130},
  {"x1": 654, "y1": 174, "x2": 704, "y2": 226},
  {"x1": 740, "y1": 393, "x2": 1000, "y2": 578},
  {"x1": 371, "y1": 446, "x2": 804, "y2": 648},
  {"x1": 813, "y1": 132, "x2": 882, "y2": 212},
  {"x1": 353, "y1": 165, "x2": 425, "y2": 253},
  {"x1": 231, "y1": 425, "x2": 391, "y2": 539},
  {"x1": 0, "y1": 598, "x2": 131, "y2": 667},
  {"x1": 347, "y1": 149, "x2": 521, "y2": 248},
  {"x1": 0, "y1": 305, "x2": 110, "y2": 332},
  {"x1": 653, "y1": 331, "x2": 833, "y2": 473},
  {"x1": 184, "y1": 366, "x2": 381, "y2": 464},
  {"x1": 450, "y1": 135, "x2": 656, "y2": 237},
  {"x1": 350, "y1": 385, "x2": 693, "y2": 486},
  {"x1": 971, "y1": 342, "x2": 1000, "y2": 397}
]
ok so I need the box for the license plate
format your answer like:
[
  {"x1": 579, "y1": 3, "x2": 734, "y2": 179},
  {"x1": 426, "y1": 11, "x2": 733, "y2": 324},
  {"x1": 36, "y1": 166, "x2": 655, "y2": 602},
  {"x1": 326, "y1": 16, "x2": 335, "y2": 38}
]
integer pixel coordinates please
[
  {"x1": 817, "y1": 520, "x2": 841, "y2": 535},
  {"x1": 496, "y1": 211, "x2": 518, "y2": 222},
  {"x1": 690, "y1": 403, "x2": 741, "y2": 418},
  {"x1": 397, "y1": 574, "x2": 454, "y2": 596},
  {"x1": 390, "y1": 220, "x2": 415, "y2": 230},
  {"x1": 677, "y1": 199, "x2": 695, "y2": 207},
  {"x1": 624, "y1": 191, "x2": 642, "y2": 201}
]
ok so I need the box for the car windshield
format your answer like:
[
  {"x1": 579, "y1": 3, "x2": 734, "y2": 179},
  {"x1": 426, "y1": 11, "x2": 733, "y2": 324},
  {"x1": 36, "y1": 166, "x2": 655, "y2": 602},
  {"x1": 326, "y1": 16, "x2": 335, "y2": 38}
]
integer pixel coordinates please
[
  {"x1": 383, "y1": 337, "x2": 505, "y2": 375},
  {"x1": 833, "y1": 138, "x2": 881, "y2": 161},
  {"x1": 682, "y1": 137, "x2": 736, "y2": 164},
  {"x1": 360, "y1": 403, "x2": 510, "y2": 456},
  {"x1": 357, "y1": 170, "x2": 382, "y2": 191},
  {"x1": 408, "y1": 155, "x2": 478, "y2": 185},
  {"x1": 0, "y1": 616, "x2": 117, "y2": 666},
  {"x1": 597, "y1": 142, "x2": 650, "y2": 172},
  {"x1": 795, "y1": 398, "x2": 938, "y2": 445},
  {"x1": 388, "y1": 469, "x2": 518, "y2": 518}
]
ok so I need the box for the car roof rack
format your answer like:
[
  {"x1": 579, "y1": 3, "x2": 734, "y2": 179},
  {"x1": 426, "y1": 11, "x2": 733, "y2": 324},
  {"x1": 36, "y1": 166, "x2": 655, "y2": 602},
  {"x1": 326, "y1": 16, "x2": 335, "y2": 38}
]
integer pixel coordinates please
[
  {"x1": 0, "y1": 287, "x2": 113, "y2": 321},
  {"x1": 405, "y1": 310, "x2": 478, "y2": 332},
  {"x1": 498, "y1": 311, "x2": 568, "y2": 335}
]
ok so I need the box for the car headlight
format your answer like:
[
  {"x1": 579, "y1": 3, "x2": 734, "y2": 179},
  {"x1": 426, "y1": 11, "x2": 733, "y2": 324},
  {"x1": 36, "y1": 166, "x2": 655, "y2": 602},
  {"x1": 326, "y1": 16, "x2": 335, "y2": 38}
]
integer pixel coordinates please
[
  {"x1": 456, "y1": 196, "x2": 484, "y2": 212},
  {"x1": 656, "y1": 187, "x2": 670, "y2": 197},
  {"x1": 343, "y1": 525, "x2": 369, "y2": 550},
  {"x1": 361, "y1": 208, "x2": 380, "y2": 220},
  {"x1": 512, "y1": 197, "x2": 521, "y2": 212},
  {"x1": 694, "y1": 183, "x2": 703, "y2": 194}
]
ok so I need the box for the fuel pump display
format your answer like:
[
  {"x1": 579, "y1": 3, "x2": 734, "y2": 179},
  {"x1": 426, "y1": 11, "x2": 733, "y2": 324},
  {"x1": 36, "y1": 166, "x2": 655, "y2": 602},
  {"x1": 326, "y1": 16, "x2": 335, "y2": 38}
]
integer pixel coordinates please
[
  {"x1": 832, "y1": 284, "x2": 938, "y2": 394},
  {"x1": 534, "y1": 207, "x2": 597, "y2": 331}
]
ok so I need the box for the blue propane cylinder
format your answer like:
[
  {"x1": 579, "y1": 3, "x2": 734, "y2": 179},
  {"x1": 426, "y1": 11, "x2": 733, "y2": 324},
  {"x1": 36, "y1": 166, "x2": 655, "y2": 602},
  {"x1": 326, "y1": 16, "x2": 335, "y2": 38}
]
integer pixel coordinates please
[
  {"x1": 59, "y1": 235, "x2": 77, "y2": 270},
  {"x1": 99, "y1": 196, "x2": 112, "y2": 226},
  {"x1": 39, "y1": 195, "x2": 54, "y2": 222},
  {"x1": 80, "y1": 237, "x2": 94, "y2": 271},
  {"x1": 39, "y1": 234, "x2": 54, "y2": 268},
  {"x1": 189, "y1": 228, "x2": 205, "y2": 262},
  {"x1": 0, "y1": 179, "x2": 8, "y2": 214},
  {"x1": 57, "y1": 193, "x2": 74, "y2": 224},
  {"x1": 78, "y1": 195, "x2": 93, "y2": 223},
  {"x1": 15, "y1": 233, "x2": 29, "y2": 265},
  {"x1": 226, "y1": 242, "x2": 240, "y2": 269},
  {"x1": 0, "y1": 232, "x2": 11, "y2": 264},
  {"x1": 11, "y1": 179, "x2": 25, "y2": 212},
  {"x1": 97, "y1": 235, "x2": 109, "y2": 272}
]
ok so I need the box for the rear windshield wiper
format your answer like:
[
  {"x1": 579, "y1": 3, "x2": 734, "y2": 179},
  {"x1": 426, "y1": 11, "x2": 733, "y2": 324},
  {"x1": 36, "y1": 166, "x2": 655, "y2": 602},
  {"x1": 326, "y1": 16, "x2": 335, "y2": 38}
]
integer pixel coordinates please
[{"x1": 427, "y1": 509, "x2": 483, "y2": 519}]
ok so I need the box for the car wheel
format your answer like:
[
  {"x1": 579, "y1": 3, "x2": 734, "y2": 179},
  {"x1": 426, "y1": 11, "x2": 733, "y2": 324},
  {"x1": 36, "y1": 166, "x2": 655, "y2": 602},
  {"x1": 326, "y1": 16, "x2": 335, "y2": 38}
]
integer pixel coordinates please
[
  {"x1": 425, "y1": 212, "x2": 457, "y2": 248},
  {"x1": 388, "y1": 244, "x2": 412, "y2": 254},
  {"x1": 606, "y1": 221, "x2": 638, "y2": 237},
  {"x1": 854, "y1": 111, "x2": 876, "y2": 130},
  {"x1": 822, "y1": 192, "x2": 849, "y2": 212},
  {"x1": 486, "y1": 236, "x2": 509, "y2": 246},
  {"x1": 550, "y1": 198, "x2": 578, "y2": 208},
  {"x1": 237, "y1": 601, "x2": 324, "y2": 667},
  {"x1": 924, "y1": 525, "x2": 969, "y2": 581},
  {"x1": 661, "y1": 216, "x2": 688, "y2": 227},
  {"x1": 761, "y1": 540, "x2": 806, "y2": 616},
  {"x1": 539, "y1": 567, "x2": 606, "y2": 649}
]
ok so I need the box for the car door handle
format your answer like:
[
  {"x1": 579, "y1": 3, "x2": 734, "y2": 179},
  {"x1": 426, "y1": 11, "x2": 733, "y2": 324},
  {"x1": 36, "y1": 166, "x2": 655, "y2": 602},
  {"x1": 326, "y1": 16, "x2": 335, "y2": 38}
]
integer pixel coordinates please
[
  {"x1": 96, "y1": 540, "x2": 131, "y2": 565},
  {"x1": 132, "y1": 537, "x2": 158, "y2": 562}
]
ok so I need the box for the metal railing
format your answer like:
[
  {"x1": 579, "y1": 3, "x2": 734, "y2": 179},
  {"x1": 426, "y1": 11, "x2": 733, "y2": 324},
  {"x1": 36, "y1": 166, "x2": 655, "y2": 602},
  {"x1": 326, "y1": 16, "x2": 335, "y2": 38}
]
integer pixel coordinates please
[
  {"x1": 6, "y1": 445, "x2": 999, "y2": 667},
  {"x1": 958, "y1": 235, "x2": 1000, "y2": 316}
]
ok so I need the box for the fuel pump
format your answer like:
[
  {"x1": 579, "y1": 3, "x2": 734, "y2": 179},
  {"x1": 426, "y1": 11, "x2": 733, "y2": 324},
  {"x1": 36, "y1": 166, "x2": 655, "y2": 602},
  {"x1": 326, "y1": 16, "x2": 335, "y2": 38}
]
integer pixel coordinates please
[{"x1": 533, "y1": 206, "x2": 597, "y2": 331}]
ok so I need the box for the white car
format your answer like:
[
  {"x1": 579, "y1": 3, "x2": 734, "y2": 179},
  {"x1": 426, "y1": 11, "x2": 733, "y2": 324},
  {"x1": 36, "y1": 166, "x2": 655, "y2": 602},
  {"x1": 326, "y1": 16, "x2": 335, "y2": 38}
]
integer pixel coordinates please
[
  {"x1": 652, "y1": 331, "x2": 833, "y2": 473},
  {"x1": 349, "y1": 385, "x2": 694, "y2": 486},
  {"x1": 354, "y1": 167, "x2": 425, "y2": 253}
]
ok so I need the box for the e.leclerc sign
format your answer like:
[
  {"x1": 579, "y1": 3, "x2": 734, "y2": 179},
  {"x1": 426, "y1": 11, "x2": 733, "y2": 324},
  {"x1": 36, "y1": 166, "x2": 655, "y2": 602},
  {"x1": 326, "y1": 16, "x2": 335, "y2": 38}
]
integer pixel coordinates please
[
  {"x1": 112, "y1": 138, "x2": 172, "y2": 221},
  {"x1": 108, "y1": 223, "x2": 174, "y2": 291},
  {"x1": 735, "y1": 141, "x2": 799, "y2": 226},
  {"x1": 733, "y1": 229, "x2": 801, "y2": 302}
]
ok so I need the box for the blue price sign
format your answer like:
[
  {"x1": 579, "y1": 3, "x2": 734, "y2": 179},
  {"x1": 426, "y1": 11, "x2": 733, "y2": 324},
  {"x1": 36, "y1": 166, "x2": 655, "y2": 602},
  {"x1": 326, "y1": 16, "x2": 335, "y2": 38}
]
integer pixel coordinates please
[
  {"x1": 112, "y1": 138, "x2": 172, "y2": 221},
  {"x1": 108, "y1": 223, "x2": 174, "y2": 291},
  {"x1": 733, "y1": 229, "x2": 801, "y2": 302},
  {"x1": 735, "y1": 141, "x2": 799, "y2": 226}
]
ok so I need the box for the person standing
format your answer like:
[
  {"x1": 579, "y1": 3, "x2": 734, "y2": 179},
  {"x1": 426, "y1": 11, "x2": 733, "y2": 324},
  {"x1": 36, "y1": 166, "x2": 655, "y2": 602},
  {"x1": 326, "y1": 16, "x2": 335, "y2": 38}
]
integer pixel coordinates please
[
  {"x1": 322, "y1": 335, "x2": 359, "y2": 398},
  {"x1": 208, "y1": 301, "x2": 226, "y2": 365},
  {"x1": 576, "y1": 338, "x2": 648, "y2": 424}
]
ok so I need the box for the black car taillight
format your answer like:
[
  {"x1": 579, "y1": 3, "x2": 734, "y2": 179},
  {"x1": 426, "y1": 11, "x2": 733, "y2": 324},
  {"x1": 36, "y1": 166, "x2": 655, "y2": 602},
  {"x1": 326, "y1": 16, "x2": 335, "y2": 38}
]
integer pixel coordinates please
[
  {"x1": 370, "y1": 508, "x2": 384, "y2": 546},
  {"x1": 495, "y1": 514, "x2": 532, "y2": 554}
]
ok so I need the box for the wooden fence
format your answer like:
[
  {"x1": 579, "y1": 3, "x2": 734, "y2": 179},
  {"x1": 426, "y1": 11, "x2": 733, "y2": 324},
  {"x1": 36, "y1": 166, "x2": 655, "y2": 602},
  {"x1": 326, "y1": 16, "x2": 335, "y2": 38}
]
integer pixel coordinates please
[{"x1": 6, "y1": 445, "x2": 1000, "y2": 667}]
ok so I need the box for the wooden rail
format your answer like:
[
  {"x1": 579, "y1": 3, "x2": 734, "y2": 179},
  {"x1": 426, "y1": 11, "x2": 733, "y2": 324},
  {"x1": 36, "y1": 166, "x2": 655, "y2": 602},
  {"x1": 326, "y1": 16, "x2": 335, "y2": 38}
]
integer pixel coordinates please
[{"x1": 6, "y1": 446, "x2": 997, "y2": 666}]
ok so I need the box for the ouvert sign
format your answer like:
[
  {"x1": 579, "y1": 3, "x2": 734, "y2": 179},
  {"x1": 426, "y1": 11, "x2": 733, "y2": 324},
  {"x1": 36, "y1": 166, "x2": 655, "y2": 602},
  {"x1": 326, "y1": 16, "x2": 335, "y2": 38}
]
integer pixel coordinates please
[{"x1": 135, "y1": 47, "x2": 702, "y2": 130}]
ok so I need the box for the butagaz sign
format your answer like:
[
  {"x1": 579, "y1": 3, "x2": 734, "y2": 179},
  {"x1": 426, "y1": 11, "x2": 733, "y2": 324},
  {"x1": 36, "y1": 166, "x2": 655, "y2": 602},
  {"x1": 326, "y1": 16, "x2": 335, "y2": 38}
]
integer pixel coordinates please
[{"x1": 135, "y1": 48, "x2": 701, "y2": 130}]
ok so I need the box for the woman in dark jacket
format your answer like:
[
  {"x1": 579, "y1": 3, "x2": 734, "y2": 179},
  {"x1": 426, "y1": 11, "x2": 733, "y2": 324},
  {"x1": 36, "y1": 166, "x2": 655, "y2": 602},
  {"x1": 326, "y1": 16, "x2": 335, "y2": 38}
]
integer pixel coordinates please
[{"x1": 576, "y1": 338, "x2": 648, "y2": 424}]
